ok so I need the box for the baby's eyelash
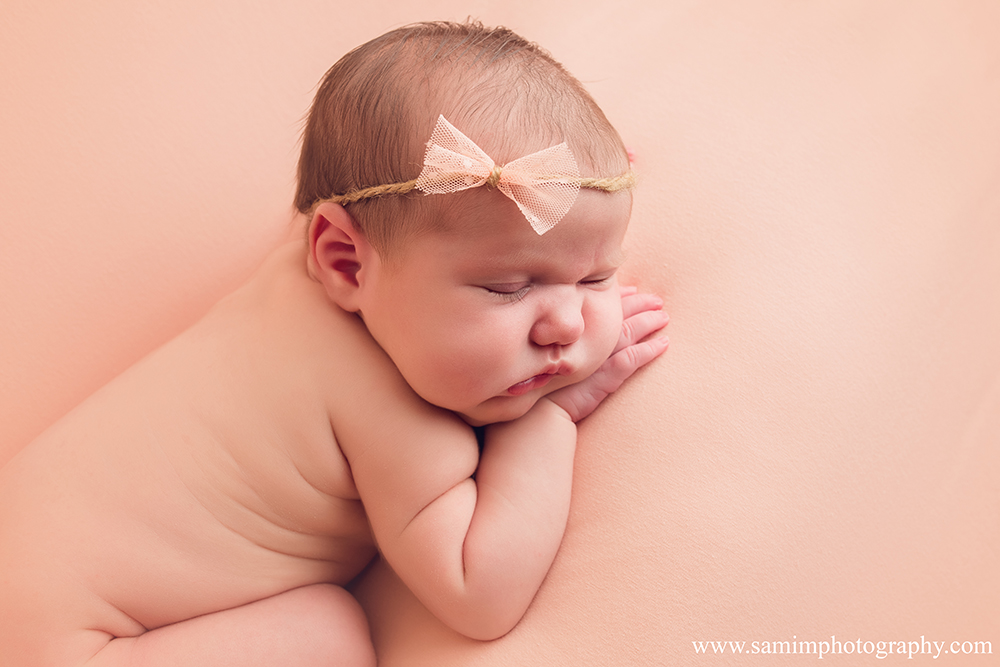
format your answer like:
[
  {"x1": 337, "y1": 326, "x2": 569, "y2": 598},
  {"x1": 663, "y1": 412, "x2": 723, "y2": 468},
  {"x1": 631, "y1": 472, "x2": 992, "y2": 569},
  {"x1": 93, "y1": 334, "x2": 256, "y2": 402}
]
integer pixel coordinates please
[
  {"x1": 483, "y1": 285, "x2": 530, "y2": 302},
  {"x1": 580, "y1": 275, "x2": 615, "y2": 288}
]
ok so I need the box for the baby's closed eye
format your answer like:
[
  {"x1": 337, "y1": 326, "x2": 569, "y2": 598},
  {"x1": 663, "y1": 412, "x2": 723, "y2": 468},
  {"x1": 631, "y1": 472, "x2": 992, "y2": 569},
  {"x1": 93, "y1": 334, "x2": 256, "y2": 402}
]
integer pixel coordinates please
[{"x1": 481, "y1": 283, "x2": 531, "y2": 303}]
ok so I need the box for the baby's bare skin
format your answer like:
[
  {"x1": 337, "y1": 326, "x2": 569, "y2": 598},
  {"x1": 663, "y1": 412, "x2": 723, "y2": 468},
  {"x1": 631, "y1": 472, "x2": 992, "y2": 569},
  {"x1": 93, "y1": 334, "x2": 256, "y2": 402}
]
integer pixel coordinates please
[
  {"x1": 0, "y1": 243, "x2": 395, "y2": 664},
  {"x1": 0, "y1": 194, "x2": 667, "y2": 666}
]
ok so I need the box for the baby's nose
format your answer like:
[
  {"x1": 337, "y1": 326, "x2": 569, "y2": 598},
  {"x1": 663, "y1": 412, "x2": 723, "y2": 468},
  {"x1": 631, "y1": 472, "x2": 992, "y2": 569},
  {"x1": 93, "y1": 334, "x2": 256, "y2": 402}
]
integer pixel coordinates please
[{"x1": 530, "y1": 295, "x2": 584, "y2": 348}]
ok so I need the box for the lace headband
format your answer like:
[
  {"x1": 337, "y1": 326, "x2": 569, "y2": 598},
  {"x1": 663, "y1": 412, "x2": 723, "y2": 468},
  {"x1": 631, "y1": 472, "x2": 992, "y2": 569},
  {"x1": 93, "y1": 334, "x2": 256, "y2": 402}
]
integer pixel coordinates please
[{"x1": 323, "y1": 115, "x2": 636, "y2": 234}]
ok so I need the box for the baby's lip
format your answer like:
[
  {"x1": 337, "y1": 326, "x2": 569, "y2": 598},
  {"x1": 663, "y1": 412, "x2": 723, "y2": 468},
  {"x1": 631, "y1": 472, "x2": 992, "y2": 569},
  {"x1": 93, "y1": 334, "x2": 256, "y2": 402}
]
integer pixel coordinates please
[
  {"x1": 506, "y1": 362, "x2": 573, "y2": 396},
  {"x1": 541, "y1": 361, "x2": 573, "y2": 378}
]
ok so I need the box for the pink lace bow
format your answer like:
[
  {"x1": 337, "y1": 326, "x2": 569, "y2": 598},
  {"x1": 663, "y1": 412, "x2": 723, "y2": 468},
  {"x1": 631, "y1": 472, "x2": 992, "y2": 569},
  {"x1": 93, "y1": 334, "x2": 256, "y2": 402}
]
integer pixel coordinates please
[{"x1": 413, "y1": 115, "x2": 582, "y2": 234}]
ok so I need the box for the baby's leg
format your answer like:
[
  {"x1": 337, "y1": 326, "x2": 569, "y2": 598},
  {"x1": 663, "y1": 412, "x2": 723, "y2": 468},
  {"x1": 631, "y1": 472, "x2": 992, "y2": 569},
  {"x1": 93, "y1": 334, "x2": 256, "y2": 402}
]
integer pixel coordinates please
[{"x1": 86, "y1": 584, "x2": 374, "y2": 667}]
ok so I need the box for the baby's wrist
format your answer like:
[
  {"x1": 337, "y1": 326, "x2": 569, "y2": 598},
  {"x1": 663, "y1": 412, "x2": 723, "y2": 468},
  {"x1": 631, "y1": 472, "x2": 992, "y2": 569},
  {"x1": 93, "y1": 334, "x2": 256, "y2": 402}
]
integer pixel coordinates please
[{"x1": 535, "y1": 396, "x2": 575, "y2": 424}]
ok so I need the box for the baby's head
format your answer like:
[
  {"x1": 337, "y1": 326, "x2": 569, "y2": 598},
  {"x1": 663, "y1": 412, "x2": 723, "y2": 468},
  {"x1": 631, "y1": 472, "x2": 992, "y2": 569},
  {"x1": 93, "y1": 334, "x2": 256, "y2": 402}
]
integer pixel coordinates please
[{"x1": 299, "y1": 21, "x2": 636, "y2": 425}]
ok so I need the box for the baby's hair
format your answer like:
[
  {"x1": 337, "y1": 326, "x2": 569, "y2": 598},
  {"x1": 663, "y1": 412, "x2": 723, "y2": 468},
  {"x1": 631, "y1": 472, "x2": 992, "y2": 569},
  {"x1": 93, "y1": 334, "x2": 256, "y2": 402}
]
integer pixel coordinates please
[{"x1": 295, "y1": 20, "x2": 631, "y2": 255}]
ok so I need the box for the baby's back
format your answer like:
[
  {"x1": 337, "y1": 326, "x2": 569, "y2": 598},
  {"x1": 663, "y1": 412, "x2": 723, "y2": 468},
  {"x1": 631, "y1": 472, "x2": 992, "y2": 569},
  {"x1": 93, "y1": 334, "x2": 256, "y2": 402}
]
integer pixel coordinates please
[{"x1": 0, "y1": 242, "x2": 376, "y2": 661}]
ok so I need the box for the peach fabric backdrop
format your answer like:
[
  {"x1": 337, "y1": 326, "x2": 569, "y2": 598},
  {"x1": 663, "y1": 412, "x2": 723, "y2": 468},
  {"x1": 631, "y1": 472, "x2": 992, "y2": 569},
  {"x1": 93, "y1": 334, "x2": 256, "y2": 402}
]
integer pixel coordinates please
[{"x1": 2, "y1": 1, "x2": 997, "y2": 664}]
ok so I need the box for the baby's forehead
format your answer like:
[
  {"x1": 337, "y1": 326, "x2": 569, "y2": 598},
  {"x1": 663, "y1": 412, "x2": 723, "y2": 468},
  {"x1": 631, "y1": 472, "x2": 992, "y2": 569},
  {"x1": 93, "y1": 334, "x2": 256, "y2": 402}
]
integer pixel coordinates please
[{"x1": 426, "y1": 190, "x2": 630, "y2": 274}]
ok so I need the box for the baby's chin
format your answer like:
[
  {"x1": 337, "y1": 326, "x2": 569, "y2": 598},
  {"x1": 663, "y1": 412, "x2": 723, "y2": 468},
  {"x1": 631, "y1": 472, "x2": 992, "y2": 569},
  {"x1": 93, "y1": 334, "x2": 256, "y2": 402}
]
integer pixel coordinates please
[
  {"x1": 455, "y1": 402, "x2": 534, "y2": 428},
  {"x1": 454, "y1": 383, "x2": 568, "y2": 427}
]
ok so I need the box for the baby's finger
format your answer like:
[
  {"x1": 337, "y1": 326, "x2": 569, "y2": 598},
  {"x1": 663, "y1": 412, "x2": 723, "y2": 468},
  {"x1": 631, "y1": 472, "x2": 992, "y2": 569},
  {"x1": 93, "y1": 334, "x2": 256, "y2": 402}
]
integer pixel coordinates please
[
  {"x1": 615, "y1": 309, "x2": 669, "y2": 353},
  {"x1": 621, "y1": 291, "x2": 665, "y2": 320},
  {"x1": 619, "y1": 284, "x2": 639, "y2": 298},
  {"x1": 595, "y1": 336, "x2": 670, "y2": 395}
]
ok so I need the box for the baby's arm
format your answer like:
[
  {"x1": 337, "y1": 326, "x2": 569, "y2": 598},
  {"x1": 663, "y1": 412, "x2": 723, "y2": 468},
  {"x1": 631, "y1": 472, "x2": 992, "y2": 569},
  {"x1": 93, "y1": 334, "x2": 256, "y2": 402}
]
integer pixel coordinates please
[
  {"x1": 345, "y1": 288, "x2": 667, "y2": 640},
  {"x1": 390, "y1": 399, "x2": 577, "y2": 640}
]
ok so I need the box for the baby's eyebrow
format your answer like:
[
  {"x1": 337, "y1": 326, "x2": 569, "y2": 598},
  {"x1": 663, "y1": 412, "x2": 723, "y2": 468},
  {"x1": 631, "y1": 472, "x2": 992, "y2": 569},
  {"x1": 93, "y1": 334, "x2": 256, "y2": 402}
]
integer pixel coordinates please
[{"x1": 468, "y1": 238, "x2": 627, "y2": 277}]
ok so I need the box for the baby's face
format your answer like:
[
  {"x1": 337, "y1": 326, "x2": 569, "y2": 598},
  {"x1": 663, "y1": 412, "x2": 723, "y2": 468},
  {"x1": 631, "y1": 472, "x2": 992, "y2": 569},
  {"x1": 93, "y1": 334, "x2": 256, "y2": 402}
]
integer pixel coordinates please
[{"x1": 356, "y1": 189, "x2": 631, "y2": 426}]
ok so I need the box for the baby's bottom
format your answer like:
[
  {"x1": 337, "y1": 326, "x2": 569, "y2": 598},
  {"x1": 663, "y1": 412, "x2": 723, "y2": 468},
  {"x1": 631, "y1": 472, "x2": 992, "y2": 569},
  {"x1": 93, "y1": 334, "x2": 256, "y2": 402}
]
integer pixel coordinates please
[{"x1": 86, "y1": 584, "x2": 374, "y2": 667}]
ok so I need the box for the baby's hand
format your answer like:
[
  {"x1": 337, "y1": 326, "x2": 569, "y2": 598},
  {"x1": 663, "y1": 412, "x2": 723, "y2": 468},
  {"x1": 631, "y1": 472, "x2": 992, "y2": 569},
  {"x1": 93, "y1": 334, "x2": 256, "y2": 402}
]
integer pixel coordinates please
[{"x1": 546, "y1": 286, "x2": 669, "y2": 422}]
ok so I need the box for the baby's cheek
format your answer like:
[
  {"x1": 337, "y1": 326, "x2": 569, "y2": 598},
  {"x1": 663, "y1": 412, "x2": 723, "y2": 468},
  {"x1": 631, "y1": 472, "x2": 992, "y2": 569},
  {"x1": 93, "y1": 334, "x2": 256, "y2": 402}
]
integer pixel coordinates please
[
  {"x1": 598, "y1": 298, "x2": 625, "y2": 348},
  {"x1": 446, "y1": 329, "x2": 512, "y2": 380},
  {"x1": 581, "y1": 302, "x2": 623, "y2": 370}
]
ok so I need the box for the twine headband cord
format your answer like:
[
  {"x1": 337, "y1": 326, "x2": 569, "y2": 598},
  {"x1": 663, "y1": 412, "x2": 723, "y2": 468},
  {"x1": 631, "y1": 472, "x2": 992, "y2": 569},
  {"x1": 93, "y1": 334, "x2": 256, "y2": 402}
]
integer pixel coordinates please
[{"x1": 323, "y1": 115, "x2": 636, "y2": 235}]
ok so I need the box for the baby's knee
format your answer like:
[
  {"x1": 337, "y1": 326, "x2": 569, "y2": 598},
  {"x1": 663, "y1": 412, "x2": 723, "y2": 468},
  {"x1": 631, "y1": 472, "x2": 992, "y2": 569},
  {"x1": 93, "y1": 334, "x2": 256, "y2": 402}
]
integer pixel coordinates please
[{"x1": 281, "y1": 584, "x2": 376, "y2": 667}]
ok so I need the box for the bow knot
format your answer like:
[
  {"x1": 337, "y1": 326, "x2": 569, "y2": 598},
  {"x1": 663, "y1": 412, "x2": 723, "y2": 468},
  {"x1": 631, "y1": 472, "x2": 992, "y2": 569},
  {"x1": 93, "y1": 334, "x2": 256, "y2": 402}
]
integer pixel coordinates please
[
  {"x1": 486, "y1": 165, "x2": 503, "y2": 189},
  {"x1": 413, "y1": 115, "x2": 582, "y2": 234}
]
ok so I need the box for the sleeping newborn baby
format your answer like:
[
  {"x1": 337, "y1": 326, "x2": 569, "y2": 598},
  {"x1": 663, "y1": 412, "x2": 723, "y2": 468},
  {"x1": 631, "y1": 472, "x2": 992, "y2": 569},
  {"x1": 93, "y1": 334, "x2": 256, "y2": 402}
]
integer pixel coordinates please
[{"x1": 0, "y1": 21, "x2": 668, "y2": 667}]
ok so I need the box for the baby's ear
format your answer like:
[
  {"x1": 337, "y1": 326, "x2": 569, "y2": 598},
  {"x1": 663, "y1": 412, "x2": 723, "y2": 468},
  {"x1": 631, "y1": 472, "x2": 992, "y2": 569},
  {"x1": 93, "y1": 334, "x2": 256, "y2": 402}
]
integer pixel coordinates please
[{"x1": 308, "y1": 202, "x2": 370, "y2": 312}]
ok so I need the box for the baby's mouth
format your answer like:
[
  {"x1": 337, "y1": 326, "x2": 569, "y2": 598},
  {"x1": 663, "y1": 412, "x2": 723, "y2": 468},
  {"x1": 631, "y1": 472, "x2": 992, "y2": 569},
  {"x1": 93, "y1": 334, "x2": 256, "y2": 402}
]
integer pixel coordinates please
[
  {"x1": 506, "y1": 363, "x2": 572, "y2": 396},
  {"x1": 507, "y1": 373, "x2": 555, "y2": 396}
]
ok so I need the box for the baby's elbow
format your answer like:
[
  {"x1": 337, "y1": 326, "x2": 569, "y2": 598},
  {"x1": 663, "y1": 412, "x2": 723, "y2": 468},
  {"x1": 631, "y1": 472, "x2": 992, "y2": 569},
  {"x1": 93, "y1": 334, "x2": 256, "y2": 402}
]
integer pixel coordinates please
[
  {"x1": 453, "y1": 617, "x2": 519, "y2": 642},
  {"x1": 473, "y1": 614, "x2": 524, "y2": 642},
  {"x1": 441, "y1": 598, "x2": 527, "y2": 641}
]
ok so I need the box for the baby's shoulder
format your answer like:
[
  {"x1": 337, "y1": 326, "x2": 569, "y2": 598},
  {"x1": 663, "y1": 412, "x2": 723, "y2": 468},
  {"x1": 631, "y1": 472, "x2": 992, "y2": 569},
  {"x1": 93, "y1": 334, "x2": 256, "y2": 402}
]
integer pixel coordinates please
[{"x1": 238, "y1": 242, "x2": 388, "y2": 378}]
